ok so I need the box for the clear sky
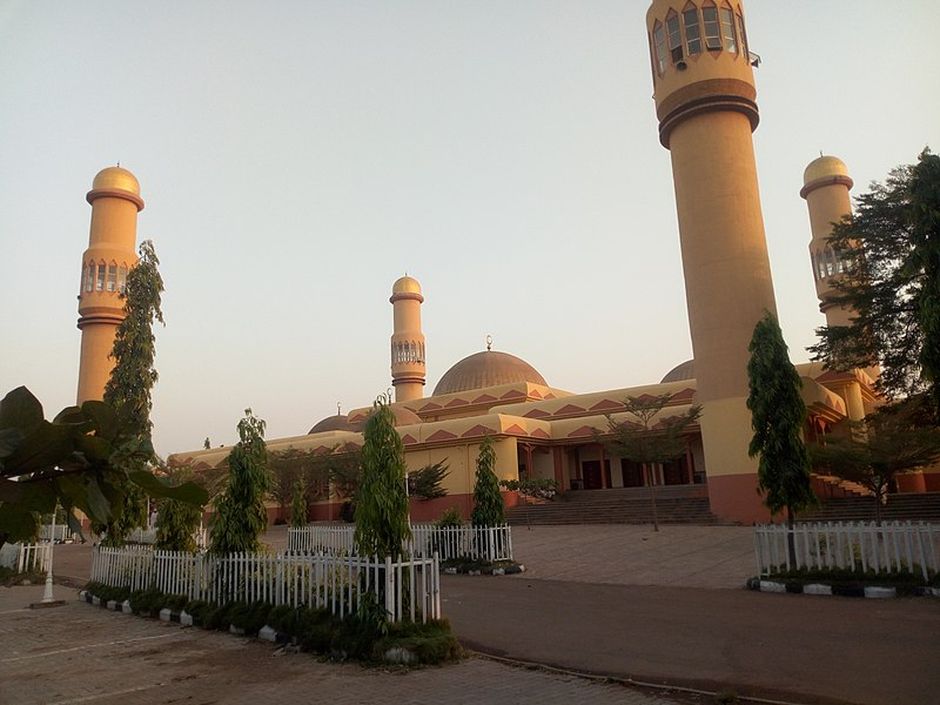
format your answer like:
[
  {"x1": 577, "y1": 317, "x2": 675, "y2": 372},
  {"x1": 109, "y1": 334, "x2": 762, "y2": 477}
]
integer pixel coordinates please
[{"x1": 1, "y1": 1, "x2": 938, "y2": 457}]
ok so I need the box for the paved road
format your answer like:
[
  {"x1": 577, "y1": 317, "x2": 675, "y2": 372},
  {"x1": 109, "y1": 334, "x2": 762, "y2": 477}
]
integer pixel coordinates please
[
  {"x1": 0, "y1": 585, "x2": 692, "y2": 705},
  {"x1": 441, "y1": 575, "x2": 940, "y2": 705}
]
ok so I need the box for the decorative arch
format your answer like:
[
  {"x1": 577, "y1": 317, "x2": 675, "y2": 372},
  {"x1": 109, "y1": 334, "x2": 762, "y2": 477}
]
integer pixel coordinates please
[
  {"x1": 702, "y1": 1, "x2": 721, "y2": 50},
  {"x1": 682, "y1": 2, "x2": 702, "y2": 56},
  {"x1": 652, "y1": 20, "x2": 667, "y2": 75},
  {"x1": 719, "y1": 2, "x2": 738, "y2": 53}
]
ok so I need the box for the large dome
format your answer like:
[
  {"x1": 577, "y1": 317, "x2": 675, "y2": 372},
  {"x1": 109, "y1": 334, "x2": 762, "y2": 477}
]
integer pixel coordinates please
[
  {"x1": 661, "y1": 359, "x2": 695, "y2": 383},
  {"x1": 433, "y1": 350, "x2": 547, "y2": 396},
  {"x1": 308, "y1": 413, "x2": 358, "y2": 434}
]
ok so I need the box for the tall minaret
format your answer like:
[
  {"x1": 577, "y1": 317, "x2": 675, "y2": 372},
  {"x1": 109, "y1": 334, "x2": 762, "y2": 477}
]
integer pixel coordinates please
[
  {"x1": 800, "y1": 155, "x2": 855, "y2": 329},
  {"x1": 647, "y1": 0, "x2": 777, "y2": 522},
  {"x1": 389, "y1": 275, "x2": 426, "y2": 402},
  {"x1": 76, "y1": 166, "x2": 143, "y2": 404},
  {"x1": 800, "y1": 155, "x2": 868, "y2": 422}
]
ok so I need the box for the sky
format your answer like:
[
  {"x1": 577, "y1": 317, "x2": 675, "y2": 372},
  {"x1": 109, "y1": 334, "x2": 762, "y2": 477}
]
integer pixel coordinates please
[{"x1": 1, "y1": 1, "x2": 938, "y2": 457}]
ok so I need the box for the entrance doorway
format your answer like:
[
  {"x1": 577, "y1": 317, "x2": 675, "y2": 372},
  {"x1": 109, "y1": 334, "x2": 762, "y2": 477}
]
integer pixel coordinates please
[{"x1": 582, "y1": 460, "x2": 611, "y2": 490}]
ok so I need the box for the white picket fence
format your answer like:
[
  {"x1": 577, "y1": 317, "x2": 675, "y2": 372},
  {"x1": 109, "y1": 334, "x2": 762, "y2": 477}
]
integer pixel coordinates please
[
  {"x1": 16, "y1": 543, "x2": 52, "y2": 574},
  {"x1": 124, "y1": 526, "x2": 208, "y2": 550},
  {"x1": 90, "y1": 546, "x2": 441, "y2": 623},
  {"x1": 754, "y1": 521, "x2": 940, "y2": 581},
  {"x1": 39, "y1": 525, "x2": 75, "y2": 543},
  {"x1": 287, "y1": 523, "x2": 513, "y2": 563}
]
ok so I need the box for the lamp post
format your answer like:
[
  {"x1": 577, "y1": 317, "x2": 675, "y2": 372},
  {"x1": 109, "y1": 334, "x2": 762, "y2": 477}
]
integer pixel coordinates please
[{"x1": 40, "y1": 504, "x2": 57, "y2": 603}]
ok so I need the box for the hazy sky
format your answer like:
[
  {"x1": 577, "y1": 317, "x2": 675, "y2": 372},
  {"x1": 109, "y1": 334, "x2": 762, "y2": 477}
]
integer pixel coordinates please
[{"x1": 2, "y1": 1, "x2": 938, "y2": 457}]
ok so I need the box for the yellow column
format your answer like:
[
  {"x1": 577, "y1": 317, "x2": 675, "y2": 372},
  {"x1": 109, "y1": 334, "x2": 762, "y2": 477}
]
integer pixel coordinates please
[
  {"x1": 647, "y1": 0, "x2": 776, "y2": 522},
  {"x1": 801, "y1": 156, "x2": 855, "y2": 328},
  {"x1": 389, "y1": 276, "x2": 426, "y2": 402},
  {"x1": 76, "y1": 167, "x2": 142, "y2": 404}
]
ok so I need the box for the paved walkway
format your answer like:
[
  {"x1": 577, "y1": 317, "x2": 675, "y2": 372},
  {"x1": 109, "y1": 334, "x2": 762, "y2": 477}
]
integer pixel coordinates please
[
  {"x1": 441, "y1": 575, "x2": 940, "y2": 705},
  {"x1": 0, "y1": 585, "x2": 690, "y2": 705},
  {"x1": 509, "y1": 525, "x2": 756, "y2": 589}
]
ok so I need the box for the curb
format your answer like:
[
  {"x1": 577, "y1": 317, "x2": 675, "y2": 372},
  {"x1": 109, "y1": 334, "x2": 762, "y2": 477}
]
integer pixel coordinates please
[
  {"x1": 443, "y1": 564, "x2": 526, "y2": 576},
  {"x1": 746, "y1": 577, "x2": 937, "y2": 599}
]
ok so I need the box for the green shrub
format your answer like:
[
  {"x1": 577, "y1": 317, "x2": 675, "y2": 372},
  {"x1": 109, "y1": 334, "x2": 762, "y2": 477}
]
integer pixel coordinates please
[
  {"x1": 377, "y1": 619, "x2": 460, "y2": 664},
  {"x1": 240, "y1": 601, "x2": 272, "y2": 635},
  {"x1": 206, "y1": 601, "x2": 241, "y2": 631},
  {"x1": 435, "y1": 507, "x2": 463, "y2": 528},
  {"x1": 265, "y1": 605, "x2": 294, "y2": 632},
  {"x1": 130, "y1": 588, "x2": 165, "y2": 615},
  {"x1": 183, "y1": 600, "x2": 211, "y2": 625}
]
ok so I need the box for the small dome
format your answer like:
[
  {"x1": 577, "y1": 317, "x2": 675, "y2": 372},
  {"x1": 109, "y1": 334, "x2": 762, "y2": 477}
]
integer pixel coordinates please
[
  {"x1": 433, "y1": 350, "x2": 547, "y2": 396},
  {"x1": 661, "y1": 359, "x2": 695, "y2": 383},
  {"x1": 92, "y1": 166, "x2": 140, "y2": 195},
  {"x1": 392, "y1": 276, "x2": 422, "y2": 296},
  {"x1": 308, "y1": 413, "x2": 357, "y2": 434},
  {"x1": 391, "y1": 406, "x2": 421, "y2": 426},
  {"x1": 803, "y1": 155, "x2": 849, "y2": 186}
]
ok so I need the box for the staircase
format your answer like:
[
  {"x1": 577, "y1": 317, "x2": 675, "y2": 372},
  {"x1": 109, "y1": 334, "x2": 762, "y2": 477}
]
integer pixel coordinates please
[
  {"x1": 811, "y1": 474, "x2": 872, "y2": 499},
  {"x1": 797, "y1": 492, "x2": 940, "y2": 523},
  {"x1": 505, "y1": 485, "x2": 722, "y2": 526}
]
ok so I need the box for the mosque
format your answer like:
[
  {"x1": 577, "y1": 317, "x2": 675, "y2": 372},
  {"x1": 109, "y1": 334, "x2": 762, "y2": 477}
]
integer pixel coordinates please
[{"x1": 71, "y1": 0, "x2": 933, "y2": 526}]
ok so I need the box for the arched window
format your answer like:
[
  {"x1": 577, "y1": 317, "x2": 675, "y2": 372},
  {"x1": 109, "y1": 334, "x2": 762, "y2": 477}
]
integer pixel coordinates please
[
  {"x1": 815, "y1": 251, "x2": 827, "y2": 280},
  {"x1": 719, "y1": 4, "x2": 737, "y2": 53},
  {"x1": 652, "y1": 21, "x2": 667, "y2": 75},
  {"x1": 409, "y1": 341, "x2": 416, "y2": 363},
  {"x1": 83, "y1": 262, "x2": 94, "y2": 292},
  {"x1": 737, "y1": 11, "x2": 749, "y2": 56},
  {"x1": 683, "y1": 5, "x2": 702, "y2": 55},
  {"x1": 702, "y1": 2, "x2": 721, "y2": 50},
  {"x1": 107, "y1": 262, "x2": 118, "y2": 292},
  {"x1": 666, "y1": 11, "x2": 683, "y2": 63},
  {"x1": 96, "y1": 260, "x2": 106, "y2": 291},
  {"x1": 825, "y1": 249, "x2": 836, "y2": 277},
  {"x1": 118, "y1": 264, "x2": 128, "y2": 292}
]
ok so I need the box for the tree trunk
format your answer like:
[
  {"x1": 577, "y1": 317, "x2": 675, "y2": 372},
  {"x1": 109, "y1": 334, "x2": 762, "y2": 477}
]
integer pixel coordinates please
[
  {"x1": 647, "y1": 464, "x2": 660, "y2": 532},
  {"x1": 874, "y1": 486, "x2": 883, "y2": 527},
  {"x1": 786, "y1": 506, "x2": 797, "y2": 569}
]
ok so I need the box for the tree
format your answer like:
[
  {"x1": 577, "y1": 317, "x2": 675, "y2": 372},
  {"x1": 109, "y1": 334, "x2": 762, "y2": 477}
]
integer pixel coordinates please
[
  {"x1": 0, "y1": 386, "x2": 205, "y2": 546},
  {"x1": 747, "y1": 312, "x2": 815, "y2": 565},
  {"x1": 603, "y1": 394, "x2": 701, "y2": 532},
  {"x1": 810, "y1": 149, "x2": 940, "y2": 418},
  {"x1": 810, "y1": 401, "x2": 940, "y2": 524},
  {"x1": 155, "y1": 466, "x2": 204, "y2": 552},
  {"x1": 407, "y1": 460, "x2": 449, "y2": 501},
  {"x1": 209, "y1": 410, "x2": 269, "y2": 554},
  {"x1": 354, "y1": 397, "x2": 411, "y2": 558},
  {"x1": 92, "y1": 240, "x2": 165, "y2": 546},
  {"x1": 470, "y1": 437, "x2": 504, "y2": 527},
  {"x1": 290, "y1": 477, "x2": 308, "y2": 528}
]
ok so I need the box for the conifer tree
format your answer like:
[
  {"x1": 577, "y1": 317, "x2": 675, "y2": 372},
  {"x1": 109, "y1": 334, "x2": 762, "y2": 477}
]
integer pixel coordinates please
[
  {"x1": 290, "y1": 477, "x2": 308, "y2": 528},
  {"x1": 354, "y1": 397, "x2": 411, "y2": 558},
  {"x1": 471, "y1": 437, "x2": 504, "y2": 527},
  {"x1": 209, "y1": 410, "x2": 269, "y2": 554},
  {"x1": 747, "y1": 313, "x2": 815, "y2": 562},
  {"x1": 93, "y1": 240, "x2": 165, "y2": 546}
]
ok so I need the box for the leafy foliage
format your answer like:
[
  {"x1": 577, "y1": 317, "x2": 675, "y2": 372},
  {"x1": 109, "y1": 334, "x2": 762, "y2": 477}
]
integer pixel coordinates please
[
  {"x1": 209, "y1": 410, "x2": 270, "y2": 554},
  {"x1": 0, "y1": 387, "x2": 206, "y2": 546},
  {"x1": 470, "y1": 437, "x2": 504, "y2": 527},
  {"x1": 92, "y1": 240, "x2": 166, "y2": 545},
  {"x1": 602, "y1": 394, "x2": 701, "y2": 531},
  {"x1": 809, "y1": 399, "x2": 940, "y2": 524},
  {"x1": 290, "y1": 477, "x2": 307, "y2": 528},
  {"x1": 810, "y1": 149, "x2": 940, "y2": 418},
  {"x1": 435, "y1": 506, "x2": 464, "y2": 528},
  {"x1": 747, "y1": 312, "x2": 816, "y2": 524},
  {"x1": 407, "y1": 460, "x2": 449, "y2": 501},
  {"x1": 499, "y1": 477, "x2": 557, "y2": 500},
  {"x1": 155, "y1": 466, "x2": 204, "y2": 552},
  {"x1": 354, "y1": 397, "x2": 411, "y2": 558}
]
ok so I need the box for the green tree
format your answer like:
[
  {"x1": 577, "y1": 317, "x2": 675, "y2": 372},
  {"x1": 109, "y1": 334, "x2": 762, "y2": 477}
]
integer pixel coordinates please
[
  {"x1": 0, "y1": 387, "x2": 205, "y2": 545},
  {"x1": 603, "y1": 394, "x2": 701, "y2": 532},
  {"x1": 209, "y1": 410, "x2": 269, "y2": 554},
  {"x1": 92, "y1": 240, "x2": 165, "y2": 546},
  {"x1": 290, "y1": 477, "x2": 308, "y2": 528},
  {"x1": 810, "y1": 400, "x2": 940, "y2": 525},
  {"x1": 747, "y1": 312, "x2": 815, "y2": 564},
  {"x1": 354, "y1": 397, "x2": 411, "y2": 558},
  {"x1": 470, "y1": 437, "x2": 504, "y2": 527},
  {"x1": 407, "y1": 460, "x2": 450, "y2": 501},
  {"x1": 155, "y1": 467, "x2": 204, "y2": 552},
  {"x1": 810, "y1": 149, "x2": 940, "y2": 418}
]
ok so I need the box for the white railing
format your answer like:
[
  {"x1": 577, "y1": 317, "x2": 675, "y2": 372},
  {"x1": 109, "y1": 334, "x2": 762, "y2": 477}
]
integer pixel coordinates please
[
  {"x1": 39, "y1": 525, "x2": 75, "y2": 543},
  {"x1": 287, "y1": 523, "x2": 513, "y2": 563},
  {"x1": 123, "y1": 526, "x2": 208, "y2": 550},
  {"x1": 16, "y1": 543, "x2": 52, "y2": 574},
  {"x1": 754, "y1": 521, "x2": 939, "y2": 581},
  {"x1": 90, "y1": 546, "x2": 441, "y2": 623}
]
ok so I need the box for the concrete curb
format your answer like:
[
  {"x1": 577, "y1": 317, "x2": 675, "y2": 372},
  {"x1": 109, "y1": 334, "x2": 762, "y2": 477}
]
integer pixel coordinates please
[
  {"x1": 443, "y1": 563, "x2": 526, "y2": 576},
  {"x1": 747, "y1": 577, "x2": 937, "y2": 599}
]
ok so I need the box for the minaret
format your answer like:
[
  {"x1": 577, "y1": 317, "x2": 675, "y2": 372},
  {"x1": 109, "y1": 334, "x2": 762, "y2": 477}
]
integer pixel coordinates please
[
  {"x1": 646, "y1": 0, "x2": 777, "y2": 522},
  {"x1": 800, "y1": 155, "x2": 868, "y2": 422},
  {"x1": 76, "y1": 166, "x2": 143, "y2": 404},
  {"x1": 389, "y1": 275, "x2": 426, "y2": 402},
  {"x1": 800, "y1": 155, "x2": 855, "y2": 329}
]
